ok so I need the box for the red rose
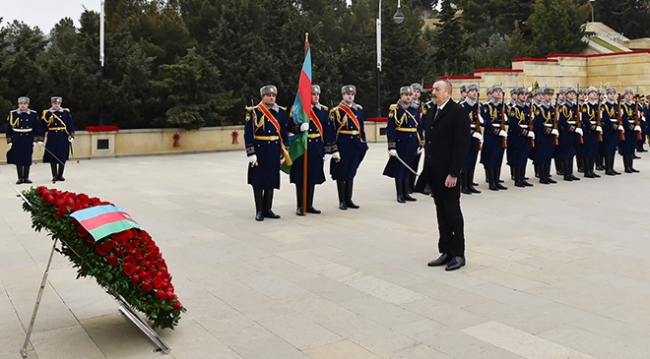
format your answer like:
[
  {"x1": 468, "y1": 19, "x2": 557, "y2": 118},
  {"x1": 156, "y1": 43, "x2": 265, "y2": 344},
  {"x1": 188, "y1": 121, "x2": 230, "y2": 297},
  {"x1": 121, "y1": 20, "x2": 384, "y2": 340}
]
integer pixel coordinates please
[
  {"x1": 141, "y1": 281, "x2": 153, "y2": 292},
  {"x1": 123, "y1": 263, "x2": 136, "y2": 276},
  {"x1": 95, "y1": 243, "x2": 110, "y2": 256},
  {"x1": 173, "y1": 301, "x2": 182, "y2": 310},
  {"x1": 152, "y1": 277, "x2": 164, "y2": 289},
  {"x1": 114, "y1": 247, "x2": 124, "y2": 257},
  {"x1": 166, "y1": 292, "x2": 176, "y2": 301},
  {"x1": 155, "y1": 290, "x2": 166, "y2": 300},
  {"x1": 131, "y1": 274, "x2": 141, "y2": 285},
  {"x1": 107, "y1": 255, "x2": 118, "y2": 267},
  {"x1": 77, "y1": 226, "x2": 88, "y2": 238}
]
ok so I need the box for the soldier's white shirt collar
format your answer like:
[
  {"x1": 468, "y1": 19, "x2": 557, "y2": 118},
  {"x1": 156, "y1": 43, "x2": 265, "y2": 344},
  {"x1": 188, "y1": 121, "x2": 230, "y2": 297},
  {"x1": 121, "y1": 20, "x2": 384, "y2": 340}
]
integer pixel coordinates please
[
  {"x1": 541, "y1": 100, "x2": 551, "y2": 108},
  {"x1": 396, "y1": 100, "x2": 411, "y2": 109},
  {"x1": 464, "y1": 98, "x2": 477, "y2": 106},
  {"x1": 49, "y1": 107, "x2": 65, "y2": 113},
  {"x1": 606, "y1": 99, "x2": 617, "y2": 105},
  {"x1": 313, "y1": 103, "x2": 323, "y2": 111},
  {"x1": 15, "y1": 108, "x2": 34, "y2": 114},
  {"x1": 624, "y1": 99, "x2": 635, "y2": 106},
  {"x1": 341, "y1": 101, "x2": 359, "y2": 110},
  {"x1": 261, "y1": 102, "x2": 280, "y2": 112},
  {"x1": 587, "y1": 99, "x2": 598, "y2": 105}
]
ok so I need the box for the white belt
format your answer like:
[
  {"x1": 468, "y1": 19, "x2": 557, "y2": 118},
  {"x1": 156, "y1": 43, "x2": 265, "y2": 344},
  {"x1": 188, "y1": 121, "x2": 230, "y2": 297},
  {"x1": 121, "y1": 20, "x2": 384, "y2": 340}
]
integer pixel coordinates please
[
  {"x1": 470, "y1": 124, "x2": 476, "y2": 128},
  {"x1": 628, "y1": 120, "x2": 635, "y2": 123},
  {"x1": 590, "y1": 121, "x2": 597, "y2": 124},
  {"x1": 544, "y1": 124, "x2": 553, "y2": 127},
  {"x1": 13, "y1": 128, "x2": 32, "y2": 132},
  {"x1": 609, "y1": 119, "x2": 618, "y2": 122},
  {"x1": 567, "y1": 121, "x2": 576, "y2": 124}
]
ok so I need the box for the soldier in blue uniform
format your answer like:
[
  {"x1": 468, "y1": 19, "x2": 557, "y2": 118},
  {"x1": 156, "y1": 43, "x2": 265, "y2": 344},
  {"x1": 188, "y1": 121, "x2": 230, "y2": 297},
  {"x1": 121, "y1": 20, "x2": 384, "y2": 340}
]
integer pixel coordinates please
[
  {"x1": 555, "y1": 87, "x2": 582, "y2": 181},
  {"x1": 636, "y1": 94, "x2": 647, "y2": 152},
  {"x1": 619, "y1": 88, "x2": 642, "y2": 173},
  {"x1": 383, "y1": 86, "x2": 423, "y2": 203},
  {"x1": 576, "y1": 88, "x2": 588, "y2": 173},
  {"x1": 596, "y1": 89, "x2": 606, "y2": 170},
  {"x1": 6, "y1": 97, "x2": 44, "y2": 184},
  {"x1": 244, "y1": 85, "x2": 290, "y2": 221},
  {"x1": 408, "y1": 83, "x2": 425, "y2": 194},
  {"x1": 460, "y1": 84, "x2": 482, "y2": 195},
  {"x1": 579, "y1": 87, "x2": 603, "y2": 178},
  {"x1": 507, "y1": 87, "x2": 535, "y2": 187},
  {"x1": 42, "y1": 97, "x2": 75, "y2": 181},
  {"x1": 529, "y1": 88, "x2": 543, "y2": 178},
  {"x1": 554, "y1": 88, "x2": 567, "y2": 175},
  {"x1": 600, "y1": 87, "x2": 623, "y2": 175},
  {"x1": 288, "y1": 85, "x2": 338, "y2": 215},
  {"x1": 330, "y1": 85, "x2": 368, "y2": 210},
  {"x1": 533, "y1": 88, "x2": 559, "y2": 184},
  {"x1": 459, "y1": 85, "x2": 467, "y2": 103},
  {"x1": 480, "y1": 84, "x2": 508, "y2": 191},
  {"x1": 505, "y1": 87, "x2": 519, "y2": 180}
]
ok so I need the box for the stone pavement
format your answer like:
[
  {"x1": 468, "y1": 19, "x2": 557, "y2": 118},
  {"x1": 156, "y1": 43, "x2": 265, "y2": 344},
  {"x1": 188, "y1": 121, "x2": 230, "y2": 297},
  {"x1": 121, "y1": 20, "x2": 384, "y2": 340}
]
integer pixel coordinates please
[{"x1": 1, "y1": 143, "x2": 649, "y2": 359}]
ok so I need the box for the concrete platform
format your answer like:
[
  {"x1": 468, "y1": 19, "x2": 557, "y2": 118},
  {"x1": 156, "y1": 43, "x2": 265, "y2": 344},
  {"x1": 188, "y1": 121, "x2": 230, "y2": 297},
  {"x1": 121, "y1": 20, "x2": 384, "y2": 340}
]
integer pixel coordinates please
[{"x1": 1, "y1": 143, "x2": 649, "y2": 359}]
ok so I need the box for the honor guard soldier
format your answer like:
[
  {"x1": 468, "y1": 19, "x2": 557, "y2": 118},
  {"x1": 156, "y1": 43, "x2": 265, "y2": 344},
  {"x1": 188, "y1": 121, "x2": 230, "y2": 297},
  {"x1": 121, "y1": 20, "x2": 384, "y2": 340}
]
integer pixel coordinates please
[
  {"x1": 409, "y1": 82, "x2": 425, "y2": 193},
  {"x1": 507, "y1": 87, "x2": 535, "y2": 187},
  {"x1": 619, "y1": 88, "x2": 642, "y2": 173},
  {"x1": 245, "y1": 85, "x2": 290, "y2": 221},
  {"x1": 459, "y1": 85, "x2": 467, "y2": 103},
  {"x1": 530, "y1": 88, "x2": 543, "y2": 178},
  {"x1": 288, "y1": 85, "x2": 338, "y2": 215},
  {"x1": 480, "y1": 84, "x2": 508, "y2": 191},
  {"x1": 555, "y1": 87, "x2": 582, "y2": 181},
  {"x1": 42, "y1": 96, "x2": 74, "y2": 181},
  {"x1": 636, "y1": 94, "x2": 647, "y2": 152},
  {"x1": 596, "y1": 89, "x2": 607, "y2": 170},
  {"x1": 578, "y1": 88, "x2": 587, "y2": 105},
  {"x1": 6, "y1": 97, "x2": 44, "y2": 184},
  {"x1": 460, "y1": 83, "x2": 482, "y2": 195},
  {"x1": 533, "y1": 88, "x2": 559, "y2": 184},
  {"x1": 600, "y1": 87, "x2": 623, "y2": 175},
  {"x1": 330, "y1": 85, "x2": 368, "y2": 210},
  {"x1": 579, "y1": 87, "x2": 603, "y2": 178},
  {"x1": 554, "y1": 88, "x2": 567, "y2": 175},
  {"x1": 383, "y1": 86, "x2": 423, "y2": 203}
]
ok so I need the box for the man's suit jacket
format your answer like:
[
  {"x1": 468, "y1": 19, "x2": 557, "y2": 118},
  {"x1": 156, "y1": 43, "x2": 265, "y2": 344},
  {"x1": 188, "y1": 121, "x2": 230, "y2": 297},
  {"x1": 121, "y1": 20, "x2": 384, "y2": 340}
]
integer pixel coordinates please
[{"x1": 416, "y1": 99, "x2": 470, "y2": 194}]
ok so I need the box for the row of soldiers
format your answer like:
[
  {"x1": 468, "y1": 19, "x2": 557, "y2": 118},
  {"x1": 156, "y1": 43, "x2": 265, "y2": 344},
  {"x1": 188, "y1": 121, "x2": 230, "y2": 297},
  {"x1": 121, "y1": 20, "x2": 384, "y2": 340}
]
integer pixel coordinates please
[
  {"x1": 5, "y1": 96, "x2": 76, "y2": 184},
  {"x1": 456, "y1": 84, "x2": 648, "y2": 194}
]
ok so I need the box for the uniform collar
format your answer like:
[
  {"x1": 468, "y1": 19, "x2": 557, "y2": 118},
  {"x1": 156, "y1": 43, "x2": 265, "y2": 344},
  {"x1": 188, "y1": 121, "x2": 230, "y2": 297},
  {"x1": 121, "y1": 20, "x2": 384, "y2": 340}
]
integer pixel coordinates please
[
  {"x1": 313, "y1": 103, "x2": 322, "y2": 110},
  {"x1": 49, "y1": 107, "x2": 64, "y2": 112},
  {"x1": 464, "y1": 98, "x2": 477, "y2": 106},
  {"x1": 260, "y1": 102, "x2": 280, "y2": 112},
  {"x1": 397, "y1": 100, "x2": 411, "y2": 109},
  {"x1": 341, "y1": 101, "x2": 359, "y2": 110},
  {"x1": 15, "y1": 108, "x2": 34, "y2": 114},
  {"x1": 606, "y1": 99, "x2": 617, "y2": 105},
  {"x1": 587, "y1": 99, "x2": 598, "y2": 105},
  {"x1": 624, "y1": 99, "x2": 635, "y2": 106}
]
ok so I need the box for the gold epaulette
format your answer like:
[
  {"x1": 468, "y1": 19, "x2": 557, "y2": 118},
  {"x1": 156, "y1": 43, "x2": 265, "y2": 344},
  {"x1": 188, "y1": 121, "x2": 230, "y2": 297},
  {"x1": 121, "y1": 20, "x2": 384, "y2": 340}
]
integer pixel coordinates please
[
  {"x1": 279, "y1": 106, "x2": 287, "y2": 111},
  {"x1": 64, "y1": 108, "x2": 70, "y2": 112},
  {"x1": 389, "y1": 104, "x2": 398, "y2": 111},
  {"x1": 322, "y1": 105, "x2": 329, "y2": 111},
  {"x1": 357, "y1": 105, "x2": 363, "y2": 110},
  {"x1": 245, "y1": 106, "x2": 254, "y2": 111}
]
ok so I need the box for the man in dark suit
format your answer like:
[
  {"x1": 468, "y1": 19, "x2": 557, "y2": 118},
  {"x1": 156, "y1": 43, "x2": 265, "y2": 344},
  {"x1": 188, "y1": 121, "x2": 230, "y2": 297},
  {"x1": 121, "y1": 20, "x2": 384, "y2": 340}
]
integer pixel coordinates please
[{"x1": 415, "y1": 80, "x2": 471, "y2": 271}]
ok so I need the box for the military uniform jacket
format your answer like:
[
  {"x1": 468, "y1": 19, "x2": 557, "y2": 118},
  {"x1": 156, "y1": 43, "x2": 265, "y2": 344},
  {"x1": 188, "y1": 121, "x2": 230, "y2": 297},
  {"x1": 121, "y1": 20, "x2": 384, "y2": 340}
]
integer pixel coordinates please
[
  {"x1": 533, "y1": 103, "x2": 555, "y2": 137},
  {"x1": 329, "y1": 102, "x2": 368, "y2": 181},
  {"x1": 462, "y1": 101, "x2": 481, "y2": 136},
  {"x1": 481, "y1": 101, "x2": 507, "y2": 137},
  {"x1": 600, "y1": 101, "x2": 621, "y2": 131},
  {"x1": 618, "y1": 101, "x2": 640, "y2": 155},
  {"x1": 386, "y1": 102, "x2": 423, "y2": 150},
  {"x1": 6, "y1": 109, "x2": 44, "y2": 166},
  {"x1": 42, "y1": 108, "x2": 75, "y2": 164},
  {"x1": 508, "y1": 103, "x2": 533, "y2": 138},
  {"x1": 558, "y1": 102, "x2": 579, "y2": 134}
]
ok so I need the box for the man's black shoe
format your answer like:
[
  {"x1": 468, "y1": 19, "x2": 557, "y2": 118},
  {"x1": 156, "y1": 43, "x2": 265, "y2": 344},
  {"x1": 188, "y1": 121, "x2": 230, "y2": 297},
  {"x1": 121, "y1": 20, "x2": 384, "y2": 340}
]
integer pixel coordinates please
[
  {"x1": 427, "y1": 254, "x2": 451, "y2": 267},
  {"x1": 445, "y1": 256, "x2": 466, "y2": 271}
]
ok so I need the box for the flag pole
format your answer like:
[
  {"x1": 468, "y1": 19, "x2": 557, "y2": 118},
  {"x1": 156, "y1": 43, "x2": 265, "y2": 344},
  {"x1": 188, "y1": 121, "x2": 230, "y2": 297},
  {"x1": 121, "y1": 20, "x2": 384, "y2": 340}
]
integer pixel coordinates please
[{"x1": 302, "y1": 33, "x2": 309, "y2": 215}]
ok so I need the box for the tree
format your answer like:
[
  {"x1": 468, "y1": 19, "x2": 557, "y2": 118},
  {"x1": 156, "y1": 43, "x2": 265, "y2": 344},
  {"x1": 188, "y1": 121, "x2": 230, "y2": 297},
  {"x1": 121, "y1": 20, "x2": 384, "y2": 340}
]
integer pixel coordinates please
[
  {"x1": 593, "y1": 0, "x2": 650, "y2": 39},
  {"x1": 430, "y1": 1, "x2": 470, "y2": 75},
  {"x1": 526, "y1": 0, "x2": 587, "y2": 58}
]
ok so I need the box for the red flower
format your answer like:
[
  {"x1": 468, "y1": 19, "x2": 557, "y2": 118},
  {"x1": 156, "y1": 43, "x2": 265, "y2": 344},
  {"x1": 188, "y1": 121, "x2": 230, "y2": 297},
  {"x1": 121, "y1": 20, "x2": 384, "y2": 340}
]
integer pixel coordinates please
[
  {"x1": 155, "y1": 289, "x2": 167, "y2": 300},
  {"x1": 114, "y1": 247, "x2": 124, "y2": 257},
  {"x1": 173, "y1": 301, "x2": 182, "y2": 310},
  {"x1": 107, "y1": 255, "x2": 118, "y2": 267},
  {"x1": 141, "y1": 281, "x2": 153, "y2": 292},
  {"x1": 77, "y1": 226, "x2": 88, "y2": 238},
  {"x1": 123, "y1": 263, "x2": 136, "y2": 276},
  {"x1": 131, "y1": 274, "x2": 141, "y2": 285},
  {"x1": 96, "y1": 243, "x2": 110, "y2": 256},
  {"x1": 152, "y1": 277, "x2": 164, "y2": 289}
]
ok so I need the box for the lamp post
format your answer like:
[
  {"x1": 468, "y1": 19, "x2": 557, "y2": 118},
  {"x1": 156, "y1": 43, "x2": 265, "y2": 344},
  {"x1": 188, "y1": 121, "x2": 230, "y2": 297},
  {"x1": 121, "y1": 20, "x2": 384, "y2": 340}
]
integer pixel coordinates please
[
  {"x1": 376, "y1": 0, "x2": 405, "y2": 117},
  {"x1": 99, "y1": 0, "x2": 105, "y2": 126},
  {"x1": 590, "y1": 0, "x2": 595, "y2": 23}
]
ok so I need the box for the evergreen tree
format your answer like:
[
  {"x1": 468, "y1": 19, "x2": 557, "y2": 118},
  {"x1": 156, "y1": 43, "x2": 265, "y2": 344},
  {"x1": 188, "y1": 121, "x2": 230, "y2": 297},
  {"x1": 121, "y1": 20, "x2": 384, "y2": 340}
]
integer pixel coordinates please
[
  {"x1": 526, "y1": 0, "x2": 587, "y2": 58},
  {"x1": 431, "y1": 1, "x2": 469, "y2": 75},
  {"x1": 593, "y1": 0, "x2": 650, "y2": 39}
]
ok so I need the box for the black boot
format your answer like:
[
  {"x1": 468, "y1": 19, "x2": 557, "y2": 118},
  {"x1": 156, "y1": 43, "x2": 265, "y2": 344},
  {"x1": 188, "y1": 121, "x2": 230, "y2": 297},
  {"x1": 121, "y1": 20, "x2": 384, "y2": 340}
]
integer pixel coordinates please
[
  {"x1": 510, "y1": 166, "x2": 515, "y2": 181},
  {"x1": 57, "y1": 164, "x2": 66, "y2": 181},
  {"x1": 568, "y1": 159, "x2": 580, "y2": 181},
  {"x1": 23, "y1": 166, "x2": 32, "y2": 184},
  {"x1": 50, "y1": 163, "x2": 58, "y2": 181},
  {"x1": 585, "y1": 159, "x2": 596, "y2": 178},
  {"x1": 611, "y1": 156, "x2": 621, "y2": 175},
  {"x1": 534, "y1": 165, "x2": 540, "y2": 178},
  {"x1": 521, "y1": 167, "x2": 534, "y2": 186},
  {"x1": 263, "y1": 190, "x2": 280, "y2": 218},
  {"x1": 296, "y1": 186, "x2": 305, "y2": 216},
  {"x1": 468, "y1": 169, "x2": 481, "y2": 193},
  {"x1": 254, "y1": 190, "x2": 264, "y2": 221},
  {"x1": 345, "y1": 178, "x2": 359, "y2": 209},
  {"x1": 591, "y1": 160, "x2": 600, "y2": 177},
  {"x1": 546, "y1": 164, "x2": 557, "y2": 184},
  {"x1": 16, "y1": 166, "x2": 24, "y2": 184},
  {"x1": 514, "y1": 167, "x2": 525, "y2": 188},
  {"x1": 629, "y1": 155, "x2": 640, "y2": 172},
  {"x1": 637, "y1": 141, "x2": 647, "y2": 152},
  {"x1": 563, "y1": 160, "x2": 573, "y2": 181},
  {"x1": 488, "y1": 168, "x2": 498, "y2": 191},
  {"x1": 396, "y1": 179, "x2": 406, "y2": 203},
  {"x1": 307, "y1": 186, "x2": 321, "y2": 214},
  {"x1": 461, "y1": 171, "x2": 472, "y2": 195},
  {"x1": 624, "y1": 155, "x2": 633, "y2": 173},
  {"x1": 408, "y1": 172, "x2": 416, "y2": 194},
  {"x1": 495, "y1": 167, "x2": 508, "y2": 190},
  {"x1": 605, "y1": 156, "x2": 616, "y2": 176},
  {"x1": 337, "y1": 180, "x2": 348, "y2": 210},
  {"x1": 577, "y1": 156, "x2": 584, "y2": 173},
  {"x1": 485, "y1": 168, "x2": 490, "y2": 183},
  {"x1": 403, "y1": 178, "x2": 417, "y2": 201},
  {"x1": 555, "y1": 159, "x2": 564, "y2": 175},
  {"x1": 422, "y1": 184, "x2": 431, "y2": 195},
  {"x1": 596, "y1": 155, "x2": 604, "y2": 171}
]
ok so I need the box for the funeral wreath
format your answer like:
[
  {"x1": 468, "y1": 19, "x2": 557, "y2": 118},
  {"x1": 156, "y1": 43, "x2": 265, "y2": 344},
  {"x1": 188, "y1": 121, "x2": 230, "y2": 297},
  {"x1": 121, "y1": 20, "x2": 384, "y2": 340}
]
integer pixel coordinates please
[{"x1": 21, "y1": 186, "x2": 185, "y2": 329}]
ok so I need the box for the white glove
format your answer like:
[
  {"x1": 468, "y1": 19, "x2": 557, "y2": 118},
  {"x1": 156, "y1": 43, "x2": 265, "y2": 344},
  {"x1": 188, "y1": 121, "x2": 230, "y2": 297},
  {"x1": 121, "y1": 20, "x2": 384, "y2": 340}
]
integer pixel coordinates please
[
  {"x1": 279, "y1": 155, "x2": 285, "y2": 165},
  {"x1": 551, "y1": 129, "x2": 559, "y2": 136},
  {"x1": 248, "y1": 154, "x2": 257, "y2": 164},
  {"x1": 323, "y1": 153, "x2": 332, "y2": 162},
  {"x1": 389, "y1": 149, "x2": 397, "y2": 157},
  {"x1": 634, "y1": 125, "x2": 642, "y2": 132},
  {"x1": 596, "y1": 126, "x2": 603, "y2": 133},
  {"x1": 8, "y1": 143, "x2": 12, "y2": 148},
  {"x1": 472, "y1": 132, "x2": 483, "y2": 142},
  {"x1": 478, "y1": 114, "x2": 485, "y2": 125},
  {"x1": 527, "y1": 132, "x2": 536, "y2": 139},
  {"x1": 300, "y1": 123, "x2": 309, "y2": 132},
  {"x1": 498, "y1": 130, "x2": 507, "y2": 137},
  {"x1": 332, "y1": 151, "x2": 341, "y2": 160},
  {"x1": 417, "y1": 147, "x2": 423, "y2": 155},
  {"x1": 618, "y1": 126, "x2": 624, "y2": 131},
  {"x1": 575, "y1": 128, "x2": 583, "y2": 136},
  {"x1": 33, "y1": 142, "x2": 36, "y2": 148},
  {"x1": 37, "y1": 141, "x2": 44, "y2": 147},
  {"x1": 68, "y1": 136, "x2": 74, "y2": 143}
]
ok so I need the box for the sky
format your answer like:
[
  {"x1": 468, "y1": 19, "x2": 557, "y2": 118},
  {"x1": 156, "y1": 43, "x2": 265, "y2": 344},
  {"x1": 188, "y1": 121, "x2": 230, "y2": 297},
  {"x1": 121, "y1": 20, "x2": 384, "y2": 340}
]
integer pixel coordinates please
[{"x1": 0, "y1": 0, "x2": 100, "y2": 34}]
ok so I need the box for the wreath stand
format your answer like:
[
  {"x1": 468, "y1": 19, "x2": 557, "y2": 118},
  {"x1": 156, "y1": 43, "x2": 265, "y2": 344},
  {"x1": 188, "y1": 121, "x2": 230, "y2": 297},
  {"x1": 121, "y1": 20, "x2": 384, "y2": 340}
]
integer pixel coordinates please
[{"x1": 12, "y1": 185, "x2": 170, "y2": 358}]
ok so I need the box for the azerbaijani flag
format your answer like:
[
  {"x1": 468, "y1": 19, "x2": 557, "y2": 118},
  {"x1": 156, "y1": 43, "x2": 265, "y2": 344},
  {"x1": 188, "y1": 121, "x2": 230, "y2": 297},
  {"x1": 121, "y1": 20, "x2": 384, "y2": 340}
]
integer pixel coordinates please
[
  {"x1": 71, "y1": 205, "x2": 141, "y2": 241},
  {"x1": 281, "y1": 45, "x2": 312, "y2": 174}
]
